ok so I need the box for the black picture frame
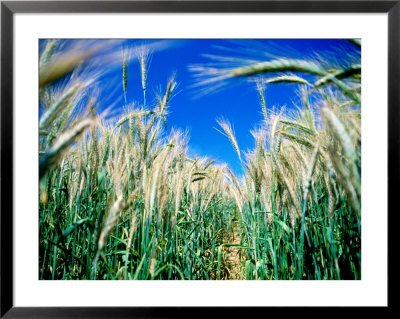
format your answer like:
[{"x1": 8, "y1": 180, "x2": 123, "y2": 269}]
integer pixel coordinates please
[{"x1": 1, "y1": 1, "x2": 395, "y2": 317}]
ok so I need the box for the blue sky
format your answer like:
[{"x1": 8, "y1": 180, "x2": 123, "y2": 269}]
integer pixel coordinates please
[{"x1": 40, "y1": 39, "x2": 360, "y2": 176}]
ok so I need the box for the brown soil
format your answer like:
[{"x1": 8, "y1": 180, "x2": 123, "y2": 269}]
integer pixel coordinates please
[{"x1": 223, "y1": 221, "x2": 243, "y2": 280}]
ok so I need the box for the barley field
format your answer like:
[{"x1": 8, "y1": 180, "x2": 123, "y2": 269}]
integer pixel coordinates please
[{"x1": 39, "y1": 39, "x2": 361, "y2": 280}]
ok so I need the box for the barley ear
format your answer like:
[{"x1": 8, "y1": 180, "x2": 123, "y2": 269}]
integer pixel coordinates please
[{"x1": 215, "y1": 118, "x2": 242, "y2": 161}]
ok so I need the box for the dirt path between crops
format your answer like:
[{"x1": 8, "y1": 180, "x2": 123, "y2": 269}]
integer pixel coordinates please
[{"x1": 224, "y1": 221, "x2": 243, "y2": 280}]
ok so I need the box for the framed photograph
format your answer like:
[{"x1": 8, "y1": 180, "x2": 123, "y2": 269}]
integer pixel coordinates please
[{"x1": 1, "y1": 0, "x2": 394, "y2": 317}]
